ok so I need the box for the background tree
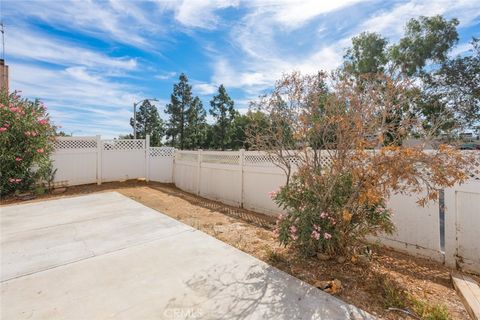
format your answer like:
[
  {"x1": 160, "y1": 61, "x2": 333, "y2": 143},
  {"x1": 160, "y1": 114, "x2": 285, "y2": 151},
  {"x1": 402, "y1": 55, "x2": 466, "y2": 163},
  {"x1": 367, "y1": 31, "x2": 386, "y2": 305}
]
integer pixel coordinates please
[
  {"x1": 165, "y1": 73, "x2": 192, "y2": 149},
  {"x1": 209, "y1": 85, "x2": 235, "y2": 150},
  {"x1": 420, "y1": 37, "x2": 480, "y2": 132},
  {"x1": 344, "y1": 32, "x2": 388, "y2": 75},
  {"x1": 184, "y1": 96, "x2": 207, "y2": 149},
  {"x1": 342, "y1": 15, "x2": 477, "y2": 136},
  {"x1": 129, "y1": 100, "x2": 165, "y2": 146},
  {"x1": 390, "y1": 15, "x2": 459, "y2": 76},
  {"x1": 342, "y1": 16, "x2": 480, "y2": 136}
]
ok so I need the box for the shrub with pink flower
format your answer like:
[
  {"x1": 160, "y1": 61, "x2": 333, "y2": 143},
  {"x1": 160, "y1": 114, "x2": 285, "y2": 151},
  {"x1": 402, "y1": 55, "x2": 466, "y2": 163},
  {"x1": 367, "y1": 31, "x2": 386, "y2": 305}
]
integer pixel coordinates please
[
  {"x1": 0, "y1": 91, "x2": 57, "y2": 196},
  {"x1": 267, "y1": 190, "x2": 278, "y2": 198},
  {"x1": 272, "y1": 172, "x2": 394, "y2": 257}
]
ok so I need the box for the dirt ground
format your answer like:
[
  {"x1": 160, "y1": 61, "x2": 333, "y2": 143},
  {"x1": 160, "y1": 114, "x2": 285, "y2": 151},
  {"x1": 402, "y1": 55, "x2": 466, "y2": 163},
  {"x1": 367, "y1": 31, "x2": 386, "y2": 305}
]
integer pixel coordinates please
[{"x1": 1, "y1": 181, "x2": 473, "y2": 319}]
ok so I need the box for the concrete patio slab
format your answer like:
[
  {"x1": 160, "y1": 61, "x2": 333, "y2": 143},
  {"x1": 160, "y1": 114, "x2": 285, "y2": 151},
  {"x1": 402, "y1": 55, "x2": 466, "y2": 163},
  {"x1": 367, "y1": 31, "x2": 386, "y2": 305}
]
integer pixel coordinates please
[{"x1": 1, "y1": 192, "x2": 373, "y2": 319}]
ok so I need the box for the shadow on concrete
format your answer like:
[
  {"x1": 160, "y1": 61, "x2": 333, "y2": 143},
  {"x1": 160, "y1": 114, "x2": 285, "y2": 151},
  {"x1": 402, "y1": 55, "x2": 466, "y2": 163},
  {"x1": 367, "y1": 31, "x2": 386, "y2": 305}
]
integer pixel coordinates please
[{"x1": 165, "y1": 262, "x2": 373, "y2": 320}]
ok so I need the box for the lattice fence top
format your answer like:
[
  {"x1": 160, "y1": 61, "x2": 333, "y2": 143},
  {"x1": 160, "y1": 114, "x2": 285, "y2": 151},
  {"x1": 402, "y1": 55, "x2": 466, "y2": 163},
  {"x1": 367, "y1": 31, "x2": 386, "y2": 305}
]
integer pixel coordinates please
[
  {"x1": 202, "y1": 153, "x2": 240, "y2": 165},
  {"x1": 102, "y1": 139, "x2": 145, "y2": 151},
  {"x1": 150, "y1": 147, "x2": 175, "y2": 157},
  {"x1": 318, "y1": 155, "x2": 334, "y2": 168},
  {"x1": 244, "y1": 154, "x2": 276, "y2": 167},
  {"x1": 244, "y1": 153, "x2": 302, "y2": 167},
  {"x1": 54, "y1": 138, "x2": 97, "y2": 150},
  {"x1": 467, "y1": 151, "x2": 480, "y2": 181},
  {"x1": 176, "y1": 152, "x2": 198, "y2": 162}
]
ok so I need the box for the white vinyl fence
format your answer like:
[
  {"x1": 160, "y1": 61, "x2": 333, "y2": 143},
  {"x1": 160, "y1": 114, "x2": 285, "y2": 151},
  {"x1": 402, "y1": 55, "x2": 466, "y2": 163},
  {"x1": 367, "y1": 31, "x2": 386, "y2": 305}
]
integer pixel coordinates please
[
  {"x1": 51, "y1": 137, "x2": 480, "y2": 274},
  {"x1": 172, "y1": 149, "x2": 480, "y2": 274},
  {"x1": 52, "y1": 136, "x2": 174, "y2": 186}
]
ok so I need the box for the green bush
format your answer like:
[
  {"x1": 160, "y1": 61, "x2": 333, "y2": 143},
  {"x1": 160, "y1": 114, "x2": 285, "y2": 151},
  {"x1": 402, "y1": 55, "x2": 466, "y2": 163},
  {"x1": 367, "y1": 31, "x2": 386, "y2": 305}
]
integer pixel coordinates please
[
  {"x1": 0, "y1": 91, "x2": 57, "y2": 196},
  {"x1": 273, "y1": 170, "x2": 394, "y2": 257}
]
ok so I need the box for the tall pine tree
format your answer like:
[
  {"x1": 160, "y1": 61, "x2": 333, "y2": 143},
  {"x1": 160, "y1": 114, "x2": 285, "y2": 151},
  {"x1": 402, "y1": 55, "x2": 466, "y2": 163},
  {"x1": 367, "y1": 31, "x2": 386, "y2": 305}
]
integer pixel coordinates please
[
  {"x1": 129, "y1": 100, "x2": 165, "y2": 146},
  {"x1": 184, "y1": 96, "x2": 207, "y2": 149},
  {"x1": 165, "y1": 73, "x2": 207, "y2": 149},
  {"x1": 165, "y1": 73, "x2": 192, "y2": 149},
  {"x1": 209, "y1": 85, "x2": 235, "y2": 150}
]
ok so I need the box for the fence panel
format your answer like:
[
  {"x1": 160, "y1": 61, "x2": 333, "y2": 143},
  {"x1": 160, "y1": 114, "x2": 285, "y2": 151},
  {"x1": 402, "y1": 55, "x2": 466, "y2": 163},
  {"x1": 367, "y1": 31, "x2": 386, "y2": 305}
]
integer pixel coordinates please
[
  {"x1": 101, "y1": 139, "x2": 146, "y2": 183},
  {"x1": 375, "y1": 193, "x2": 443, "y2": 262},
  {"x1": 149, "y1": 147, "x2": 175, "y2": 183},
  {"x1": 199, "y1": 151, "x2": 242, "y2": 206},
  {"x1": 51, "y1": 136, "x2": 98, "y2": 186},
  {"x1": 174, "y1": 151, "x2": 199, "y2": 194},
  {"x1": 445, "y1": 180, "x2": 480, "y2": 274}
]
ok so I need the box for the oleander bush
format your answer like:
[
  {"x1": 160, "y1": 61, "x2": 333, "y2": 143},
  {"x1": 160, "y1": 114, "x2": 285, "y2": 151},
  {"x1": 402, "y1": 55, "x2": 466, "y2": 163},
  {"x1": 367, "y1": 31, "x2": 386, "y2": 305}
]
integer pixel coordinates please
[
  {"x1": 0, "y1": 91, "x2": 57, "y2": 196},
  {"x1": 250, "y1": 72, "x2": 470, "y2": 257}
]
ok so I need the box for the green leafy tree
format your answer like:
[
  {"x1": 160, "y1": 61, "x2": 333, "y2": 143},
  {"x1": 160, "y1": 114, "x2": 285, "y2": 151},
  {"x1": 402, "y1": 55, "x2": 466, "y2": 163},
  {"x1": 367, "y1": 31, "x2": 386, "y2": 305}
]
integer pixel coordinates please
[
  {"x1": 129, "y1": 100, "x2": 165, "y2": 146},
  {"x1": 184, "y1": 96, "x2": 207, "y2": 149},
  {"x1": 229, "y1": 110, "x2": 275, "y2": 150},
  {"x1": 0, "y1": 91, "x2": 57, "y2": 196},
  {"x1": 165, "y1": 73, "x2": 192, "y2": 149},
  {"x1": 344, "y1": 32, "x2": 388, "y2": 75},
  {"x1": 420, "y1": 38, "x2": 480, "y2": 131},
  {"x1": 342, "y1": 15, "x2": 477, "y2": 135},
  {"x1": 209, "y1": 85, "x2": 235, "y2": 150},
  {"x1": 390, "y1": 15, "x2": 459, "y2": 76}
]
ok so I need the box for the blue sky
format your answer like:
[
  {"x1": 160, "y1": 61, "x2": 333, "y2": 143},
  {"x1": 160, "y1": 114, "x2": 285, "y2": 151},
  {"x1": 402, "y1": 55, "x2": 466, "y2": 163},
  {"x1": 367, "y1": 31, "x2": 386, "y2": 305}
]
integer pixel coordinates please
[{"x1": 2, "y1": 0, "x2": 479, "y2": 137}]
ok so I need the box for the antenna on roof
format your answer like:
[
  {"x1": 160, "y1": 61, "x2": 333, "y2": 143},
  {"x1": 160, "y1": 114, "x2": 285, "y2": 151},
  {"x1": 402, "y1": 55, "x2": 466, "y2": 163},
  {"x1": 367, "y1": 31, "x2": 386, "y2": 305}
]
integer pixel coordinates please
[
  {"x1": 0, "y1": 22, "x2": 5, "y2": 61},
  {"x1": 0, "y1": 0, "x2": 5, "y2": 61}
]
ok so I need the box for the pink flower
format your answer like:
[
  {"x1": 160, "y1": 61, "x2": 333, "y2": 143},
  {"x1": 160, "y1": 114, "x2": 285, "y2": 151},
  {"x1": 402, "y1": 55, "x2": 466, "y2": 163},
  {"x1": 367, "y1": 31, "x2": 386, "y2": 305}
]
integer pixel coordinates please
[
  {"x1": 273, "y1": 227, "x2": 279, "y2": 236},
  {"x1": 291, "y1": 234, "x2": 299, "y2": 241},
  {"x1": 38, "y1": 119, "x2": 48, "y2": 125},
  {"x1": 268, "y1": 190, "x2": 278, "y2": 198},
  {"x1": 313, "y1": 224, "x2": 320, "y2": 231},
  {"x1": 25, "y1": 131, "x2": 31, "y2": 136},
  {"x1": 31, "y1": 131, "x2": 38, "y2": 136},
  {"x1": 311, "y1": 230, "x2": 321, "y2": 240},
  {"x1": 323, "y1": 232, "x2": 332, "y2": 240},
  {"x1": 0, "y1": 127, "x2": 7, "y2": 132},
  {"x1": 320, "y1": 211, "x2": 328, "y2": 219},
  {"x1": 3, "y1": 123, "x2": 10, "y2": 128},
  {"x1": 15, "y1": 157, "x2": 22, "y2": 162},
  {"x1": 36, "y1": 148, "x2": 44, "y2": 153},
  {"x1": 15, "y1": 178, "x2": 22, "y2": 183},
  {"x1": 289, "y1": 225, "x2": 297, "y2": 234},
  {"x1": 9, "y1": 178, "x2": 15, "y2": 183}
]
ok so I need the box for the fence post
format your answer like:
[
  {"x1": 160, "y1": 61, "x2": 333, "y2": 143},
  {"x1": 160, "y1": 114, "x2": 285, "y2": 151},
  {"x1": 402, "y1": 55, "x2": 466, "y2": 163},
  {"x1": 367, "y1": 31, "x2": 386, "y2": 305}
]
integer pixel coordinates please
[
  {"x1": 96, "y1": 135, "x2": 102, "y2": 185},
  {"x1": 145, "y1": 135, "x2": 150, "y2": 182},
  {"x1": 197, "y1": 149, "x2": 202, "y2": 196},
  {"x1": 443, "y1": 185, "x2": 457, "y2": 269},
  {"x1": 172, "y1": 148, "x2": 176, "y2": 184},
  {"x1": 239, "y1": 149, "x2": 245, "y2": 208}
]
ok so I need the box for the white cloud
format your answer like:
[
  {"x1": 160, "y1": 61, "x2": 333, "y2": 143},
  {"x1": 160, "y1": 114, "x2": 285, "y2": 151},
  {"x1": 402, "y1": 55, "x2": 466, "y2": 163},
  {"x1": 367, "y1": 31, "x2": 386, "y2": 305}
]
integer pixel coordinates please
[
  {"x1": 4, "y1": 0, "x2": 161, "y2": 48},
  {"x1": 7, "y1": 27, "x2": 137, "y2": 71},
  {"x1": 155, "y1": 71, "x2": 177, "y2": 80},
  {"x1": 450, "y1": 42, "x2": 474, "y2": 57},
  {"x1": 10, "y1": 63, "x2": 140, "y2": 138},
  {"x1": 248, "y1": 0, "x2": 367, "y2": 29},
  {"x1": 360, "y1": 0, "x2": 480, "y2": 39},
  {"x1": 159, "y1": 0, "x2": 239, "y2": 29},
  {"x1": 193, "y1": 82, "x2": 218, "y2": 95}
]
